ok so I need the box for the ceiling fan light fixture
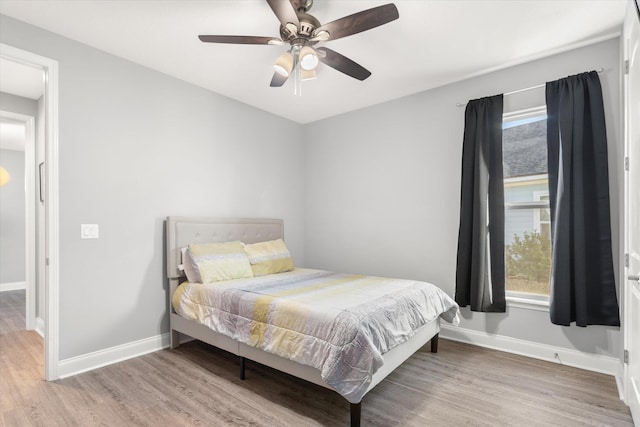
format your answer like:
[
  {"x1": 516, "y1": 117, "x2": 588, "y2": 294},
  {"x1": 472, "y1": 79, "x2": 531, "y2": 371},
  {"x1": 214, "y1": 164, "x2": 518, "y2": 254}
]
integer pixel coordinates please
[
  {"x1": 299, "y1": 46, "x2": 319, "y2": 70},
  {"x1": 301, "y1": 68, "x2": 317, "y2": 81},
  {"x1": 273, "y1": 51, "x2": 294, "y2": 76}
]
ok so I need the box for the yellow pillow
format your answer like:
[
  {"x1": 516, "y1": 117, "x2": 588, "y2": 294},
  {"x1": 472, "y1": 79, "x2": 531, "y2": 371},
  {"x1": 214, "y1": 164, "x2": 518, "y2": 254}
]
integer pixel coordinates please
[
  {"x1": 244, "y1": 239, "x2": 294, "y2": 277},
  {"x1": 188, "y1": 241, "x2": 253, "y2": 283}
]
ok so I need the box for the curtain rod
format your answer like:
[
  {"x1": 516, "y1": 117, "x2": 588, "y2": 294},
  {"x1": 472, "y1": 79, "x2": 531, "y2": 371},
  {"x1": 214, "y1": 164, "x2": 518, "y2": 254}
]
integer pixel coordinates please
[{"x1": 455, "y1": 68, "x2": 604, "y2": 107}]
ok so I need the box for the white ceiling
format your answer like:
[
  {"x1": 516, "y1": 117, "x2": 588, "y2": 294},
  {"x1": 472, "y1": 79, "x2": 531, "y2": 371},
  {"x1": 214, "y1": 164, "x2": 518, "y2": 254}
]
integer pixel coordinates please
[{"x1": 0, "y1": 0, "x2": 627, "y2": 123}]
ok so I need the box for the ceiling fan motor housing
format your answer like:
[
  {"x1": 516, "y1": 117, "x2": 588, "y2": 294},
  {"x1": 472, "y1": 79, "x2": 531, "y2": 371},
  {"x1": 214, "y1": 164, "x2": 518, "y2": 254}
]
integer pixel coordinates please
[
  {"x1": 280, "y1": 11, "x2": 320, "y2": 41},
  {"x1": 292, "y1": 0, "x2": 314, "y2": 13}
]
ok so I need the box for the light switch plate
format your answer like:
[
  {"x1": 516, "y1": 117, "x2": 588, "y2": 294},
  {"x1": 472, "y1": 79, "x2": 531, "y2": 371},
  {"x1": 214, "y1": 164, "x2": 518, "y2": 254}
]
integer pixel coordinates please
[{"x1": 81, "y1": 224, "x2": 99, "y2": 239}]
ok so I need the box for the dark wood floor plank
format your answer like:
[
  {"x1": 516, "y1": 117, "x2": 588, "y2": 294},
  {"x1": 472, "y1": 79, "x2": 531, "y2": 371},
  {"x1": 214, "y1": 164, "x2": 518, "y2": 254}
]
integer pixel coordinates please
[{"x1": 0, "y1": 290, "x2": 632, "y2": 426}]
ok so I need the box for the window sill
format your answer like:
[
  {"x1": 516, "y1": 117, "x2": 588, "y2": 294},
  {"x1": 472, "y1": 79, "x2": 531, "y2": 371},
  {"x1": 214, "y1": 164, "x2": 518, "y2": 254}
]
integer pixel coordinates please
[{"x1": 506, "y1": 295, "x2": 550, "y2": 312}]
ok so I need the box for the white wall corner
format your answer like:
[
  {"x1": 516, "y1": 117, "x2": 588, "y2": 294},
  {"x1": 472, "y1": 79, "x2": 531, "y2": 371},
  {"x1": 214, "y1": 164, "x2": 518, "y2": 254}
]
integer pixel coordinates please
[
  {"x1": 439, "y1": 324, "x2": 620, "y2": 377},
  {"x1": 58, "y1": 333, "x2": 171, "y2": 379},
  {"x1": 35, "y1": 317, "x2": 44, "y2": 337},
  {"x1": 0, "y1": 282, "x2": 26, "y2": 292}
]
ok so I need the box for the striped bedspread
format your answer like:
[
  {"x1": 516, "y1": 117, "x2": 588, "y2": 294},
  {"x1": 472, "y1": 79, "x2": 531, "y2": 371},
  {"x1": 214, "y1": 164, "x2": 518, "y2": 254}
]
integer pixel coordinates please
[{"x1": 172, "y1": 268, "x2": 459, "y2": 403}]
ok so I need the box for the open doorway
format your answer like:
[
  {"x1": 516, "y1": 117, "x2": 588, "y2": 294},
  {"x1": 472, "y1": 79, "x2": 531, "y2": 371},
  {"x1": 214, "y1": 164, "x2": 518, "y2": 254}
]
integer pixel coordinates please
[
  {"x1": 0, "y1": 110, "x2": 37, "y2": 327},
  {"x1": 0, "y1": 43, "x2": 59, "y2": 381},
  {"x1": 0, "y1": 58, "x2": 44, "y2": 374}
]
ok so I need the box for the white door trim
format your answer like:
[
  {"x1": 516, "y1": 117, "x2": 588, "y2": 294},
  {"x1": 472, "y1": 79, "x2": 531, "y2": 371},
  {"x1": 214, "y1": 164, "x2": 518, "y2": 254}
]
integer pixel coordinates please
[
  {"x1": 0, "y1": 43, "x2": 60, "y2": 381},
  {"x1": 622, "y1": 2, "x2": 640, "y2": 423},
  {"x1": 0, "y1": 109, "x2": 36, "y2": 331}
]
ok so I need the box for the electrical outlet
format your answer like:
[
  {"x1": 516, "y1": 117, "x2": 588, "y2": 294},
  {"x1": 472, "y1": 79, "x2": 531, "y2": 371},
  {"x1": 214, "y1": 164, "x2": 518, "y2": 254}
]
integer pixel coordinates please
[{"x1": 81, "y1": 224, "x2": 99, "y2": 239}]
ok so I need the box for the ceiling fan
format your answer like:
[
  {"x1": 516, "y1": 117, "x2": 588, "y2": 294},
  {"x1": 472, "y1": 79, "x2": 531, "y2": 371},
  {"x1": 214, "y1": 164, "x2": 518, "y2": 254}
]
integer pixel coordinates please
[{"x1": 198, "y1": 0, "x2": 399, "y2": 88}]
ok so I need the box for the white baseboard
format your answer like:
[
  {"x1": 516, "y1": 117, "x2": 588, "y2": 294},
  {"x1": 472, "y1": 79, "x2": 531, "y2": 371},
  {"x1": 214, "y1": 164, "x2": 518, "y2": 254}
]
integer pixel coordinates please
[
  {"x1": 439, "y1": 324, "x2": 621, "y2": 377},
  {"x1": 58, "y1": 333, "x2": 171, "y2": 379},
  {"x1": 35, "y1": 317, "x2": 44, "y2": 338},
  {"x1": 0, "y1": 281, "x2": 26, "y2": 292},
  {"x1": 615, "y1": 373, "x2": 625, "y2": 401}
]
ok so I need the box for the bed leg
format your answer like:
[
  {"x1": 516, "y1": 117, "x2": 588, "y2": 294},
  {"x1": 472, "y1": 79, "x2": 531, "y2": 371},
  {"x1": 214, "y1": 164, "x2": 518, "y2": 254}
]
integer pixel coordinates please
[
  {"x1": 170, "y1": 330, "x2": 180, "y2": 349},
  {"x1": 240, "y1": 357, "x2": 246, "y2": 380},
  {"x1": 350, "y1": 402, "x2": 361, "y2": 427},
  {"x1": 430, "y1": 333, "x2": 439, "y2": 353}
]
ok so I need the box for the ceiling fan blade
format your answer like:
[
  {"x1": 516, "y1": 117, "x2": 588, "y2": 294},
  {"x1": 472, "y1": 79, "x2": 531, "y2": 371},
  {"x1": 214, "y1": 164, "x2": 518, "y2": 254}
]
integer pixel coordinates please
[
  {"x1": 266, "y1": 0, "x2": 300, "y2": 29},
  {"x1": 270, "y1": 72, "x2": 289, "y2": 87},
  {"x1": 198, "y1": 35, "x2": 282, "y2": 45},
  {"x1": 314, "y1": 3, "x2": 399, "y2": 41},
  {"x1": 317, "y1": 47, "x2": 371, "y2": 81}
]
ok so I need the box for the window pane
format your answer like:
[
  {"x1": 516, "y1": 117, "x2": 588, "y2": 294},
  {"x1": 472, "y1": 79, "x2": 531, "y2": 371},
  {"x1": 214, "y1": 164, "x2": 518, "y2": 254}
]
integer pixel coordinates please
[
  {"x1": 540, "y1": 207, "x2": 550, "y2": 222},
  {"x1": 505, "y1": 207, "x2": 551, "y2": 296},
  {"x1": 503, "y1": 110, "x2": 550, "y2": 299}
]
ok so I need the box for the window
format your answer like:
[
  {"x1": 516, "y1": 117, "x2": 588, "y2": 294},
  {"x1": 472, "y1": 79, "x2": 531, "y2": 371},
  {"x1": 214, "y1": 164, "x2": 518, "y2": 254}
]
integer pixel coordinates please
[
  {"x1": 503, "y1": 107, "x2": 551, "y2": 306},
  {"x1": 533, "y1": 191, "x2": 550, "y2": 236}
]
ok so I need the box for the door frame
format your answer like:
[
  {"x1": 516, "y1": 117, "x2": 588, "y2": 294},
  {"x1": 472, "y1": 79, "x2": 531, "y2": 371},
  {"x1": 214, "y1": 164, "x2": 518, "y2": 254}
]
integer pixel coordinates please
[
  {"x1": 0, "y1": 43, "x2": 60, "y2": 381},
  {"x1": 0, "y1": 110, "x2": 36, "y2": 332},
  {"x1": 622, "y1": 1, "x2": 640, "y2": 421}
]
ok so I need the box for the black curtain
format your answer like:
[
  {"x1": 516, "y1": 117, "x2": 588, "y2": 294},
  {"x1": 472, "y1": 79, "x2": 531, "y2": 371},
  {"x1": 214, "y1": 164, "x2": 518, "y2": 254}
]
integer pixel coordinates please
[
  {"x1": 546, "y1": 71, "x2": 620, "y2": 327},
  {"x1": 455, "y1": 94, "x2": 506, "y2": 313}
]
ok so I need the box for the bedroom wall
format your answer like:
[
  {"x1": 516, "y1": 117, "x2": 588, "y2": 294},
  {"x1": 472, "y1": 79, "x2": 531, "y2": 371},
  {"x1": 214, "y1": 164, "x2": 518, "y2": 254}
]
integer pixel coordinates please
[
  {"x1": 0, "y1": 14, "x2": 305, "y2": 360},
  {"x1": 303, "y1": 38, "x2": 623, "y2": 359},
  {"x1": 0, "y1": 148, "x2": 26, "y2": 284}
]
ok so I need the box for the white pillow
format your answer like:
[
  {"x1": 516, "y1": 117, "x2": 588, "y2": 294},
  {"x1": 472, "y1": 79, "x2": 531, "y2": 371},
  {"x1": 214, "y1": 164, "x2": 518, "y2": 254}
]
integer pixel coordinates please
[{"x1": 189, "y1": 241, "x2": 253, "y2": 284}]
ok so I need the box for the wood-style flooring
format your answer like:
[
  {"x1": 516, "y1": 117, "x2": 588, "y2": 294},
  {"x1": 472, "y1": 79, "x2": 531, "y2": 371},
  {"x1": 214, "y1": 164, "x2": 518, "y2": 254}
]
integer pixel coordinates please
[{"x1": 0, "y1": 290, "x2": 633, "y2": 426}]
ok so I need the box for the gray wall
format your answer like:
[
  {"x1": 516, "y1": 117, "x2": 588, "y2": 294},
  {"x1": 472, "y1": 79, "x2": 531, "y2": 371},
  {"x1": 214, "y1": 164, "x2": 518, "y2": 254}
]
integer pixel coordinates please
[
  {"x1": 304, "y1": 38, "x2": 622, "y2": 358},
  {"x1": 0, "y1": 149, "x2": 25, "y2": 283},
  {"x1": 0, "y1": 92, "x2": 37, "y2": 117},
  {"x1": 0, "y1": 15, "x2": 305, "y2": 360}
]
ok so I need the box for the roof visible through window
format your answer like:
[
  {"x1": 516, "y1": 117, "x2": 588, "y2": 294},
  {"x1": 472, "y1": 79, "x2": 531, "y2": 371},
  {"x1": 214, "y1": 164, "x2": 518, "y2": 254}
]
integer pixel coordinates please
[{"x1": 503, "y1": 115, "x2": 548, "y2": 179}]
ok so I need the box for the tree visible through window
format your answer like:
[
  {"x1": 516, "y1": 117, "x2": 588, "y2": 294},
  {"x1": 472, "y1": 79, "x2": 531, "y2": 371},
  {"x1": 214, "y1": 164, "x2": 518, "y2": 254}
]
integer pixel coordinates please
[{"x1": 503, "y1": 108, "x2": 551, "y2": 300}]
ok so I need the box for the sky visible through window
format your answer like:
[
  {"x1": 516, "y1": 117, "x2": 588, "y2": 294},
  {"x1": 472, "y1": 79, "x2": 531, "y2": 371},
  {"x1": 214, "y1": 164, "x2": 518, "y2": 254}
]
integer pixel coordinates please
[{"x1": 503, "y1": 114, "x2": 547, "y2": 130}]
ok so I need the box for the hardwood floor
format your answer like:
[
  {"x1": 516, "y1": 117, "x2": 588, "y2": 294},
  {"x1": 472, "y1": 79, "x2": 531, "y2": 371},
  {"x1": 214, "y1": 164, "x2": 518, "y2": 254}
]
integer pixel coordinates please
[
  {"x1": 0, "y1": 289, "x2": 633, "y2": 426},
  {"x1": 0, "y1": 290, "x2": 28, "y2": 334}
]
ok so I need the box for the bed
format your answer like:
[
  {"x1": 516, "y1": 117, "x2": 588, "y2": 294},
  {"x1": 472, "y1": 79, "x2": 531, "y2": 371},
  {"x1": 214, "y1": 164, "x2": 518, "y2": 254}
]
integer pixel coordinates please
[{"x1": 166, "y1": 217, "x2": 459, "y2": 426}]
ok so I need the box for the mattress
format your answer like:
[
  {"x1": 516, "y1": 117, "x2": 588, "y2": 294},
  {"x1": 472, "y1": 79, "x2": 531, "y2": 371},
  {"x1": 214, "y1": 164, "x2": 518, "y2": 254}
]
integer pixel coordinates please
[{"x1": 172, "y1": 268, "x2": 459, "y2": 403}]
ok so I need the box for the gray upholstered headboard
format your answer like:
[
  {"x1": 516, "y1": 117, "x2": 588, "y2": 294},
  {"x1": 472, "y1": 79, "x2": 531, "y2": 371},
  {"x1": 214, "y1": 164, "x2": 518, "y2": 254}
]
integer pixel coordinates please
[{"x1": 166, "y1": 217, "x2": 284, "y2": 280}]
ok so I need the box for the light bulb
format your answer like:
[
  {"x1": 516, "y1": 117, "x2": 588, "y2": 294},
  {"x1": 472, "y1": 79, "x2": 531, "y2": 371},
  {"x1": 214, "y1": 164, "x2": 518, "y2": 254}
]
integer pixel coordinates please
[
  {"x1": 299, "y1": 46, "x2": 319, "y2": 71},
  {"x1": 0, "y1": 166, "x2": 10, "y2": 186}
]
